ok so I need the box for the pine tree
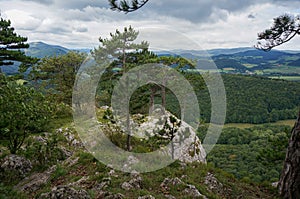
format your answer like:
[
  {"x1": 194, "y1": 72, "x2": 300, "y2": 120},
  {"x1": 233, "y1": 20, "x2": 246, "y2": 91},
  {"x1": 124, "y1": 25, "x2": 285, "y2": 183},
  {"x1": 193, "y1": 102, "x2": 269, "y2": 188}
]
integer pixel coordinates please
[
  {"x1": 0, "y1": 16, "x2": 36, "y2": 73},
  {"x1": 92, "y1": 26, "x2": 149, "y2": 151},
  {"x1": 109, "y1": 0, "x2": 149, "y2": 13}
]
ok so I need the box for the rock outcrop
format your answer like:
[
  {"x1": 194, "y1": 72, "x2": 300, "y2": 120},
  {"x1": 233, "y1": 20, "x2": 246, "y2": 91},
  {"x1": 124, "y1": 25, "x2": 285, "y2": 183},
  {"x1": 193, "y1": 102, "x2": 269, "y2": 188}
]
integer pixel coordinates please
[
  {"x1": 132, "y1": 110, "x2": 206, "y2": 164},
  {"x1": 39, "y1": 185, "x2": 90, "y2": 199},
  {"x1": 0, "y1": 154, "x2": 32, "y2": 178},
  {"x1": 160, "y1": 177, "x2": 207, "y2": 198},
  {"x1": 14, "y1": 165, "x2": 56, "y2": 192}
]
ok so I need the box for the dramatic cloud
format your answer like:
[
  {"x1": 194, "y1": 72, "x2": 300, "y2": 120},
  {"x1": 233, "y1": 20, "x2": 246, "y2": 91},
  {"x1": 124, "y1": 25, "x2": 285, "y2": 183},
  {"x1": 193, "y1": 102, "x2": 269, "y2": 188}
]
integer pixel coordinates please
[{"x1": 1, "y1": 0, "x2": 300, "y2": 49}]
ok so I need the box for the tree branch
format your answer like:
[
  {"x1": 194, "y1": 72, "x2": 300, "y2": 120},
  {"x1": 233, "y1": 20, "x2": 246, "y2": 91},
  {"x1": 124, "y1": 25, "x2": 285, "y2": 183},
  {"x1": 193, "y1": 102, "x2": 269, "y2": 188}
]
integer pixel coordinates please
[{"x1": 109, "y1": 0, "x2": 149, "y2": 13}]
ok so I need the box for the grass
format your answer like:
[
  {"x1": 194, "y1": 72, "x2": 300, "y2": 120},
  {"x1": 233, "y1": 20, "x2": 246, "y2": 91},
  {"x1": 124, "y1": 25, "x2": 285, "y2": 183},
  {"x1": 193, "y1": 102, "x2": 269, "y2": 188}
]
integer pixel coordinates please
[
  {"x1": 263, "y1": 66, "x2": 300, "y2": 74},
  {"x1": 268, "y1": 76, "x2": 300, "y2": 81},
  {"x1": 224, "y1": 119, "x2": 295, "y2": 129}
]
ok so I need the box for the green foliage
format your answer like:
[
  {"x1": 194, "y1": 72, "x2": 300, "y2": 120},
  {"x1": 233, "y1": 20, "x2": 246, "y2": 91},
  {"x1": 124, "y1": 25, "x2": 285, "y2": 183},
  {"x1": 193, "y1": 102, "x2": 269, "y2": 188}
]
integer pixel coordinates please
[
  {"x1": 0, "y1": 17, "x2": 37, "y2": 72},
  {"x1": 200, "y1": 124, "x2": 291, "y2": 183},
  {"x1": 22, "y1": 132, "x2": 66, "y2": 169},
  {"x1": 0, "y1": 74, "x2": 51, "y2": 154},
  {"x1": 30, "y1": 51, "x2": 86, "y2": 105},
  {"x1": 0, "y1": 183, "x2": 27, "y2": 199},
  {"x1": 51, "y1": 165, "x2": 67, "y2": 181}
]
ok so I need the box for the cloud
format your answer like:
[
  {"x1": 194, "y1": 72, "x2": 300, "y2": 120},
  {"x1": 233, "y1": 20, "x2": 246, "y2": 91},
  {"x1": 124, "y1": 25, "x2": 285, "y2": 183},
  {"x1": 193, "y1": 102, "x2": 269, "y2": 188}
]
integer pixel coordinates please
[
  {"x1": 22, "y1": 0, "x2": 54, "y2": 4},
  {"x1": 74, "y1": 26, "x2": 88, "y2": 33},
  {"x1": 1, "y1": 0, "x2": 300, "y2": 50},
  {"x1": 248, "y1": 14, "x2": 256, "y2": 19},
  {"x1": 4, "y1": 9, "x2": 42, "y2": 31}
]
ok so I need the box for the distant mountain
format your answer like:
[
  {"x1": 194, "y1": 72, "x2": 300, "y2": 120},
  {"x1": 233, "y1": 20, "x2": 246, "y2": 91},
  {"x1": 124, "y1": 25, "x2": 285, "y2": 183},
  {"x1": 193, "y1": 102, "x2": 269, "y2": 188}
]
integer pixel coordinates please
[
  {"x1": 24, "y1": 42, "x2": 70, "y2": 58},
  {"x1": 2, "y1": 42, "x2": 300, "y2": 76},
  {"x1": 1, "y1": 42, "x2": 71, "y2": 75}
]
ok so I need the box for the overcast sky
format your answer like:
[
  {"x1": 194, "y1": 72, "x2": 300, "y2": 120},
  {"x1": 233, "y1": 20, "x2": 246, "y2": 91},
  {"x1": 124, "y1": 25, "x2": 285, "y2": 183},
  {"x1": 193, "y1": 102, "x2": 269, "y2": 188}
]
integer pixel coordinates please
[{"x1": 1, "y1": 0, "x2": 300, "y2": 50}]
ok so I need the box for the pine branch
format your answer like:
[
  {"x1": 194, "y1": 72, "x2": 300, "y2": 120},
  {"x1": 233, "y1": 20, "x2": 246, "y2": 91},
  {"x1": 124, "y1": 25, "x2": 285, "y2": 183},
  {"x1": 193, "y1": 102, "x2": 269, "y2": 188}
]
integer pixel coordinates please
[
  {"x1": 255, "y1": 14, "x2": 300, "y2": 51},
  {"x1": 109, "y1": 0, "x2": 149, "y2": 13}
]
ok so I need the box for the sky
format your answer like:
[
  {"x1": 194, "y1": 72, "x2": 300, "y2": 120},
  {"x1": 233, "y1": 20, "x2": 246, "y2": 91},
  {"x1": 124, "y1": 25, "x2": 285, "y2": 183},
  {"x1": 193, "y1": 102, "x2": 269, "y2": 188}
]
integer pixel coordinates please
[{"x1": 1, "y1": 0, "x2": 300, "y2": 50}]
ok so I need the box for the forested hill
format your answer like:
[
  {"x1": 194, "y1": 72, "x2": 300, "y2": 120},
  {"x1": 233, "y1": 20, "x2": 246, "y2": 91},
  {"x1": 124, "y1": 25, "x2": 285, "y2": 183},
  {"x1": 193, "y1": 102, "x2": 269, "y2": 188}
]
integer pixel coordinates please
[
  {"x1": 158, "y1": 74, "x2": 300, "y2": 124},
  {"x1": 199, "y1": 74, "x2": 300, "y2": 123}
]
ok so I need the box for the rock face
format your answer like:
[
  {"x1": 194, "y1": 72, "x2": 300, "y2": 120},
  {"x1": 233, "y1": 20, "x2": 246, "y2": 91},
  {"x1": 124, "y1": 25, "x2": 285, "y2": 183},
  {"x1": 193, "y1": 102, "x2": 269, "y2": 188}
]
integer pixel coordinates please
[
  {"x1": 278, "y1": 113, "x2": 300, "y2": 199},
  {"x1": 204, "y1": 172, "x2": 231, "y2": 197},
  {"x1": 0, "y1": 154, "x2": 32, "y2": 178},
  {"x1": 39, "y1": 185, "x2": 90, "y2": 199},
  {"x1": 132, "y1": 111, "x2": 206, "y2": 164}
]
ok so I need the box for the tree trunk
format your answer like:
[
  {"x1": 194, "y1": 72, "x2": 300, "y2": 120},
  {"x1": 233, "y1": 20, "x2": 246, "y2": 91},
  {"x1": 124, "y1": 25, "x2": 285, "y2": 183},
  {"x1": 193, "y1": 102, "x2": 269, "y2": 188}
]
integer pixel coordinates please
[
  {"x1": 125, "y1": 76, "x2": 132, "y2": 151},
  {"x1": 161, "y1": 79, "x2": 166, "y2": 114},
  {"x1": 278, "y1": 111, "x2": 300, "y2": 199}
]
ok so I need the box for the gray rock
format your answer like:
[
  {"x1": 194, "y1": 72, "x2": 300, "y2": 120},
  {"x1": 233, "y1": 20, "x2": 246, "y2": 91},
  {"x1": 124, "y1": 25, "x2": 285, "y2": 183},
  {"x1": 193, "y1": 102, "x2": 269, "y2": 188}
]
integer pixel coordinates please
[
  {"x1": 122, "y1": 155, "x2": 140, "y2": 172},
  {"x1": 39, "y1": 185, "x2": 90, "y2": 199},
  {"x1": 97, "y1": 191, "x2": 124, "y2": 199},
  {"x1": 133, "y1": 111, "x2": 206, "y2": 163},
  {"x1": 121, "y1": 174, "x2": 143, "y2": 190},
  {"x1": 164, "y1": 195, "x2": 176, "y2": 199},
  {"x1": 60, "y1": 147, "x2": 73, "y2": 158},
  {"x1": 121, "y1": 182, "x2": 133, "y2": 191},
  {"x1": 0, "y1": 154, "x2": 32, "y2": 178},
  {"x1": 204, "y1": 172, "x2": 223, "y2": 194},
  {"x1": 161, "y1": 177, "x2": 184, "y2": 187},
  {"x1": 15, "y1": 165, "x2": 56, "y2": 192},
  {"x1": 183, "y1": 184, "x2": 207, "y2": 199},
  {"x1": 138, "y1": 195, "x2": 155, "y2": 199},
  {"x1": 94, "y1": 177, "x2": 111, "y2": 190}
]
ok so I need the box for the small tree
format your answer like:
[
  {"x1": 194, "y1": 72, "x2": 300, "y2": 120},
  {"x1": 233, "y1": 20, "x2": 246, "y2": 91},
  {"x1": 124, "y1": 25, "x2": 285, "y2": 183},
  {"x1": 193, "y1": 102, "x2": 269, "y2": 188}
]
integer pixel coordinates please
[
  {"x1": 0, "y1": 16, "x2": 36, "y2": 72},
  {"x1": 0, "y1": 74, "x2": 51, "y2": 154},
  {"x1": 92, "y1": 26, "x2": 148, "y2": 151},
  {"x1": 31, "y1": 51, "x2": 86, "y2": 105}
]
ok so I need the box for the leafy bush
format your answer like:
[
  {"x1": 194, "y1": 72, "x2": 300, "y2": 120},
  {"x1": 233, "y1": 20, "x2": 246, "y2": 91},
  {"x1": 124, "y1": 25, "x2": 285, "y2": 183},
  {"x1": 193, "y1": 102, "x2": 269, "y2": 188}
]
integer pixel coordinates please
[{"x1": 0, "y1": 75, "x2": 52, "y2": 154}]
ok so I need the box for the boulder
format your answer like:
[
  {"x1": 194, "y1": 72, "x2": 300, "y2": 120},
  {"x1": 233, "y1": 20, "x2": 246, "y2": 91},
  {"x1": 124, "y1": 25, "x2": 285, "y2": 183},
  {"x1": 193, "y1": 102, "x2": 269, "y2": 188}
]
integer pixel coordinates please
[
  {"x1": 132, "y1": 111, "x2": 206, "y2": 163},
  {"x1": 0, "y1": 154, "x2": 32, "y2": 178},
  {"x1": 183, "y1": 184, "x2": 207, "y2": 199},
  {"x1": 39, "y1": 185, "x2": 90, "y2": 199},
  {"x1": 121, "y1": 173, "x2": 143, "y2": 190},
  {"x1": 15, "y1": 165, "x2": 56, "y2": 192},
  {"x1": 138, "y1": 195, "x2": 155, "y2": 199}
]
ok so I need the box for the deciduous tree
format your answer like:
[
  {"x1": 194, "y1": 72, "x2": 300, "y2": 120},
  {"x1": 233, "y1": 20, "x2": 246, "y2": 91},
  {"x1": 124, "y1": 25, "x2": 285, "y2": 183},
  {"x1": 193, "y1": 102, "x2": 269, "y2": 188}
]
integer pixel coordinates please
[{"x1": 0, "y1": 74, "x2": 51, "y2": 154}]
